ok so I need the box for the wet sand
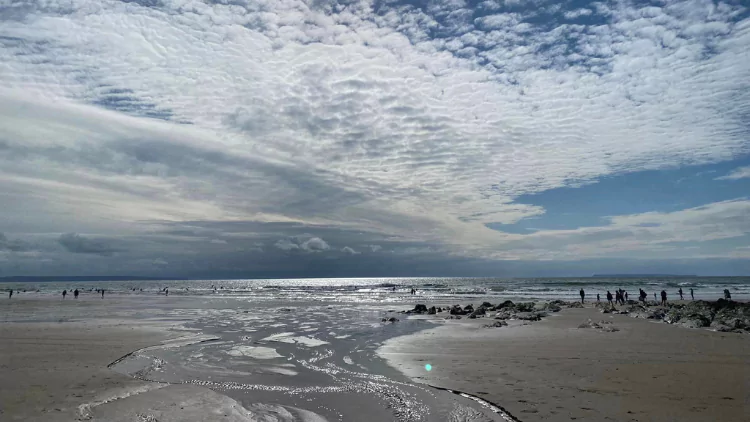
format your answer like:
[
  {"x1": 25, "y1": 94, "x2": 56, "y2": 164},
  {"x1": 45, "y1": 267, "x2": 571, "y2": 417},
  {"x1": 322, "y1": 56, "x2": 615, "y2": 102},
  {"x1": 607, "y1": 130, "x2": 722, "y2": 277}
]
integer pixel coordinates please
[
  {"x1": 1, "y1": 296, "x2": 510, "y2": 421},
  {"x1": 379, "y1": 306, "x2": 750, "y2": 421},
  {"x1": 0, "y1": 321, "x2": 175, "y2": 421}
]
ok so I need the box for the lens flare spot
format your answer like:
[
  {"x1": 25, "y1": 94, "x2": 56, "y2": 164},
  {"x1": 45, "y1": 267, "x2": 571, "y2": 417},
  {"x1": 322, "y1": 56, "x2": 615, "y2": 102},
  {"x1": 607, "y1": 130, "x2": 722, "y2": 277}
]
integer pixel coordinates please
[{"x1": 425, "y1": 364, "x2": 432, "y2": 371}]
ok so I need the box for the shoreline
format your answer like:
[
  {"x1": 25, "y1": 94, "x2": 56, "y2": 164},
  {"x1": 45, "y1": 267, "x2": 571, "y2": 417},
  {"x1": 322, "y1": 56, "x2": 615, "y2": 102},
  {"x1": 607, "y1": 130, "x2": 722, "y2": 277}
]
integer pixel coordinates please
[{"x1": 378, "y1": 301, "x2": 750, "y2": 421}]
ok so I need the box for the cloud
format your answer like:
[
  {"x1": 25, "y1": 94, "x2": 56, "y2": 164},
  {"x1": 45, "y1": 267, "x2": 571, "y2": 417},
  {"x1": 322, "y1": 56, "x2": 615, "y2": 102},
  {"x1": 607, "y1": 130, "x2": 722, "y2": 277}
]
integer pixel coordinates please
[
  {"x1": 341, "y1": 246, "x2": 360, "y2": 255},
  {"x1": 274, "y1": 239, "x2": 300, "y2": 251},
  {"x1": 716, "y1": 166, "x2": 750, "y2": 181},
  {"x1": 0, "y1": 1, "x2": 748, "y2": 274},
  {"x1": 494, "y1": 199, "x2": 750, "y2": 260},
  {"x1": 274, "y1": 236, "x2": 330, "y2": 252},
  {"x1": 0, "y1": 233, "x2": 30, "y2": 252},
  {"x1": 300, "y1": 237, "x2": 330, "y2": 252},
  {"x1": 58, "y1": 233, "x2": 119, "y2": 256}
]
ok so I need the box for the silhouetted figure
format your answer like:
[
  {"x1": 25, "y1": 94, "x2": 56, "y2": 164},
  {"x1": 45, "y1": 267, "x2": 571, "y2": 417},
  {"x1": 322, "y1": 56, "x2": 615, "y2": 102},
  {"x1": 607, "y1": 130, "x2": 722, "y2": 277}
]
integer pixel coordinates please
[
  {"x1": 690, "y1": 288, "x2": 694, "y2": 300},
  {"x1": 74, "y1": 289, "x2": 79, "y2": 299},
  {"x1": 660, "y1": 290, "x2": 667, "y2": 306},
  {"x1": 579, "y1": 288, "x2": 585, "y2": 304},
  {"x1": 624, "y1": 291, "x2": 629, "y2": 302},
  {"x1": 165, "y1": 288, "x2": 169, "y2": 296},
  {"x1": 8, "y1": 289, "x2": 12, "y2": 299},
  {"x1": 101, "y1": 289, "x2": 105, "y2": 298},
  {"x1": 615, "y1": 290, "x2": 621, "y2": 305},
  {"x1": 606, "y1": 291, "x2": 613, "y2": 306},
  {"x1": 653, "y1": 292, "x2": 657, "y2": 301},
  {"x1": 724, "y1": 289, "x2": 731, "y2": 300},
  {"x1": 678, "y1": 288, "x2": 684, "y2": 300},
  {"x1": 639, "y1": 289, "x2": 647, "y2": 304},
  {"x1": 63, "y1": 290, "x2": 67, "y2": 299},
  {"x1": 596, "y1": 293, "x2": 600, "y2": 302},
  {"x1": 410, "y1": 288, "x2": 415, "y2": 295}
]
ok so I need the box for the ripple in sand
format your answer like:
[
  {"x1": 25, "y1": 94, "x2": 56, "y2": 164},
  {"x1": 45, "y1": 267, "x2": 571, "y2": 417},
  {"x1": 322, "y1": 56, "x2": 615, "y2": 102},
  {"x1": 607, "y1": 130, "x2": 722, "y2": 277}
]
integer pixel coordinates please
[{"x1": 261, "y1": 332, "x2": 329, "y2": 347}]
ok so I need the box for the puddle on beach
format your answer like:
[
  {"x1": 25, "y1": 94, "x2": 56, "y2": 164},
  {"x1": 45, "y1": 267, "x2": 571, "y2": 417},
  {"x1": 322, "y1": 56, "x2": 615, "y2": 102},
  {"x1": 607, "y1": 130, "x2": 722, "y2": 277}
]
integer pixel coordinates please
[{"x1": 107, "y1": 304, "x2": 513, "y2": 422}]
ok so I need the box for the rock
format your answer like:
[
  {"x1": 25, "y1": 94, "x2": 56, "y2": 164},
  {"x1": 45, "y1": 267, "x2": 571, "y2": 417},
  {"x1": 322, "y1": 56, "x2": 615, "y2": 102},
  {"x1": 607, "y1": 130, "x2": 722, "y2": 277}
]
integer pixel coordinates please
[
  {"x1": 381, "y1": 317, "x2": 399, "y2": 323},
  {"x1": 678, "y1": 315, "x2": 711, "y2": 329},
  {"x1": 463, "y1": 304, "x2": 474, "y2": 313},
  {"x1": 484, "y1": 320, "x2": 508, "y2": 328},
  {"x1": 437, "y1": 307, "x2": 443, "y2": 312},
  {"x1": 493, "y1": 311, "x2": 511, "y2": 320},
  {"x1": 578, "y1": 319, "x2": 601, "y2": 329},
  {"x1": 513, "y1": 312, "x2": 545, "y2": 321},
  {"x1": 497, "y1": 300, "x2": 515, "y2": 310},
  {"x1": 413, "y1": 304, "x2": 428, "y2": 314},
  {"x1": 449, "y1": 305, "x2": 466, "y2": 315},
  {"x1": 515, "y1": 302, "x2": 535, "y2": 312},
  {"x1": 537, "y1": 302, "x2": 561, "y2": 312},
  {"x1": 444, "y1": 315, "x2": 462, "y2": 320},
  {"x1": 468, "y1": 307, "x2": 486, "y2": 319},
  {"x1": 547, "y1": 303, "x2": 562, "y2": 312},
  {"x1": 428, "y1": 306, "x2": 437, "y2": 315},
  {"x1": 566, "y1": 302, "x2": 584, "y2": 308},
  {"x1": 578, "y1": 319, "x2": 619, "y2": 332}
]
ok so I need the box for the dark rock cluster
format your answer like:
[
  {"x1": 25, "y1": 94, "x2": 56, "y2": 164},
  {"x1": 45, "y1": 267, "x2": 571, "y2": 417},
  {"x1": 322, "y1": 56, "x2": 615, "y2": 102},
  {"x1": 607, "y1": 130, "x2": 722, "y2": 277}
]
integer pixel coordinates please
[
  {"x1": 600, "y1": 299, "x2": 749, "y2": 333},
  {"x1": 400, "y1": 300, "x2": 584, "y2": 327}
]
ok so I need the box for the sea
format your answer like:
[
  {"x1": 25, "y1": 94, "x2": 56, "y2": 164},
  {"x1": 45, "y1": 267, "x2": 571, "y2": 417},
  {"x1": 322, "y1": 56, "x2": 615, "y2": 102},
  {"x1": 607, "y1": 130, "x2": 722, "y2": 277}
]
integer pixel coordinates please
[{"x1": 2, "y1": 276, "x2": 748, "y2": 302}]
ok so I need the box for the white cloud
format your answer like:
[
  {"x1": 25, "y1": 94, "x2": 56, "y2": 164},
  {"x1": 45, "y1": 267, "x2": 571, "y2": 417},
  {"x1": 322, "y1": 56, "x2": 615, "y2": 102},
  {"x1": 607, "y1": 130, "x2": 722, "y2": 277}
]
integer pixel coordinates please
[
  {"x1": 491, "y1": 199, "x2": 750, "y2": 260},
  {"x1": 301, "y1": 237, "x2": 330, "y2": 252},
  {"x1": 716, "y1": 166, "x2": 750, "y2": 181},
  {"x1": 274, "y1": 239, "x2": 300, "y2": 251},
  {"x1": 274, "y1": 236, "x2": 330, "y2": 252},
  {"x1": 0, "y1": 0, "x2": 748, "y2": 267},
  {"x1": 563, "y1": 9, "x2": 593, "y2": 20},
  {"x1": 341, "y1": 246, "x2": 360, "y2": 255}
]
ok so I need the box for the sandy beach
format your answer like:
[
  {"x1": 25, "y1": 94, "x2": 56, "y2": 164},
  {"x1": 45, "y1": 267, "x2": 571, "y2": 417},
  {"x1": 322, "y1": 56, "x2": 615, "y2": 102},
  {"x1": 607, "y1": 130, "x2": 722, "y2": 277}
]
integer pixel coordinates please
[
  {"x1": 0, "y1": 320, "x2": 175, "y2": 421},
  {"x1": 1, "y1": 294, "x2": 748, "y2": 421},
  {"x1": 380, "y1": 305, "x2": 750, "y2": 421}
]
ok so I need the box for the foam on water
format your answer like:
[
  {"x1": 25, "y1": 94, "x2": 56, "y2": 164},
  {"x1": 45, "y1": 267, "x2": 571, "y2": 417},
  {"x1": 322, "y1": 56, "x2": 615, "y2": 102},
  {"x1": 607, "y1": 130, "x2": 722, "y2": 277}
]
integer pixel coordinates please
[{"x1": 225, "y1": 346, "x2": 283, "y2": 360}]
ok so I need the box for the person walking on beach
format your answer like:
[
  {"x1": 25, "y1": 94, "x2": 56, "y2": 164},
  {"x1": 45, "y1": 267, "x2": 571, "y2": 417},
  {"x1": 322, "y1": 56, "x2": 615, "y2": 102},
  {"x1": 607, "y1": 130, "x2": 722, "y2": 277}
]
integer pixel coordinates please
[
  {"x1": 74, "y1": 289, "x2": 79, "y2": 299},
  {"x1": 660, "y1": 290, "x2": 667, "y2": 306},
  {"x1": 624, "y1": 291, "x2": 628, "y2": 302},
  {"x1": 101, "y1": 289, "x2": 104, "y2": 299},
  {"x1": 606, "y1": 291, "x2": 613, "y2": 306},
  {"x1": 62, "y1": 290, "x2": 67, "y2": 299},
  {"x1": 596, "y1": 293, "x2": 600, "y2": 302},
  {"x1": 724, "y1": 289, "x2": 732, "y2": 300},
  {"x1": 579, "y1": 288, "x2": 585, "y2": 304},
  {"x1": 678, "y1": 288, "x2": 684, "y2": 300},
  {"x1": 8, "y1": 289, "x2": 12, "y2": 299},
  {"x1": 690, "y1": 288, "x2": 694, "y2": 300},
  {"x1": 639, "y1": 289, "x2": 646, "y2": 304},
  {"x1": 653, "y1": 292, "x2": 657, "y2": 301}
]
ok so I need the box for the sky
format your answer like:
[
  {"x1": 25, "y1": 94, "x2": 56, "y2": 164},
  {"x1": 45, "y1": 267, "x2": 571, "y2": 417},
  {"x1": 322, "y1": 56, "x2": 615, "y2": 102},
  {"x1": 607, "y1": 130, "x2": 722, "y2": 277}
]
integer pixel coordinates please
[{"x1": 1, "y1": 0, "x2": 749, "y2": 278}]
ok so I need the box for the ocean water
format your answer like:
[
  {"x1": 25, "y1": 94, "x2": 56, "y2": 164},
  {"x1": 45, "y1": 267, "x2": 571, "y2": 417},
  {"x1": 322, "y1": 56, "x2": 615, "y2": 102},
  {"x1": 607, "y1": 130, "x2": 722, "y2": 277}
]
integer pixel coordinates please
[{"x1": 2, "y1": 276, "x2": 748, "y2": 302}]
